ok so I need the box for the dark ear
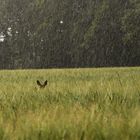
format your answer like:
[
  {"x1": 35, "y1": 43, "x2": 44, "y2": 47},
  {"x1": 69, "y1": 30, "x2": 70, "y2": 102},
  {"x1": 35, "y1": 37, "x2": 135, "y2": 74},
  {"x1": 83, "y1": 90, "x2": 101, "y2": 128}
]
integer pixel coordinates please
[
  {"x1": 37, "y1": 80, "x2": 41, "y2": 86},
  {"x1": 44, "y1": 80, "x2": 48, "y2": 86}
]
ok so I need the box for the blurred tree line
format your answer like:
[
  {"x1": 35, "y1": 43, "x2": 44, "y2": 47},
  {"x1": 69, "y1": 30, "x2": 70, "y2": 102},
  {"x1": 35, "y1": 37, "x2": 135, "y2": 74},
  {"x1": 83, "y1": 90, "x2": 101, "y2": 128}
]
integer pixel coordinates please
[{"x1": 0, "y1": 0, "x2": 139, "y2": 69}]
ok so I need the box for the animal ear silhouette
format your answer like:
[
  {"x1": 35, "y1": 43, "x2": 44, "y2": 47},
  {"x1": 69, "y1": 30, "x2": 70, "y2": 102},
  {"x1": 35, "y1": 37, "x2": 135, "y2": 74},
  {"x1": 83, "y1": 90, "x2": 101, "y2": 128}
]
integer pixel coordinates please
[
  {"x1": 37, "y1": 80, "x2": 42, "y2": 86},
  {"x1": 37, "y1": 80, "x2": 48, "y2": 88},
  {"x1": 44, "y1": 80, "x2": 48, "y2": 86}
]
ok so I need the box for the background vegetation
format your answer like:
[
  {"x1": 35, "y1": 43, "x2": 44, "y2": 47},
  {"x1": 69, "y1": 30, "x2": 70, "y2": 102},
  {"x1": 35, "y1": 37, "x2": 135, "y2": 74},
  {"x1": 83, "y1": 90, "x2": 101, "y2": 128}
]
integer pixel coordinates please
[
  {"x1": 0, "y1": 67, "x2": 140, "y2": 139},
  {"x1": 0, "y1": 0, "x2": 140, "y2": 69}
]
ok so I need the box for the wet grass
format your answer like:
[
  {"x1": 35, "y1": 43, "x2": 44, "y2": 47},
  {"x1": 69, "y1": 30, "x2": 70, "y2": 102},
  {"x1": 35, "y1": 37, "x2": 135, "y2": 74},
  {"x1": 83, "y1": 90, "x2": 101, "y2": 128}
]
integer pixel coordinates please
[{"x1": 0, "y1": 67, "x2": 140, "y2": 140}]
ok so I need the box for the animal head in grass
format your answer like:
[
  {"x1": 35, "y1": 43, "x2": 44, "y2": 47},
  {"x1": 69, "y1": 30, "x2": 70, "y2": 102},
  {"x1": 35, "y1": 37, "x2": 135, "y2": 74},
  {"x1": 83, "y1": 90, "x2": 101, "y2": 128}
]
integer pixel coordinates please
[{"x1": 37, "y1": 80, "x2": 48, "y2": 88}]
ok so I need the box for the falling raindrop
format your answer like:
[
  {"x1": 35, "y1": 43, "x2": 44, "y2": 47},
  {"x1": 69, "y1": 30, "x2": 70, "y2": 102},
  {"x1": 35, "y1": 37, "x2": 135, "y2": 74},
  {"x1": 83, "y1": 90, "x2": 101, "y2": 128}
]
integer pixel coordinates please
[{"x1": 60, "y1": 20, "x2": 64, "y2": 24}]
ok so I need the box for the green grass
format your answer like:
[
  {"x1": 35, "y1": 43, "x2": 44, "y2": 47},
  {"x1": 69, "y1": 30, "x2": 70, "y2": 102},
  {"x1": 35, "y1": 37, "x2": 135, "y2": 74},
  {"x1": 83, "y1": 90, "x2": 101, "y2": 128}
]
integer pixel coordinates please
[{"x1": 0, "y1": 67, "x2": 140, "y2": 140}]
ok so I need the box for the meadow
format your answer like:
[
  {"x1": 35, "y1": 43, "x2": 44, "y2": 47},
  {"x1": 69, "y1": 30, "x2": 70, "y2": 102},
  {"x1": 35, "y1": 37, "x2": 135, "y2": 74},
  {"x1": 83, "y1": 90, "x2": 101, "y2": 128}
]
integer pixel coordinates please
[{"x1": 0, "y1": 67, "x2": 140, "y2": 140}]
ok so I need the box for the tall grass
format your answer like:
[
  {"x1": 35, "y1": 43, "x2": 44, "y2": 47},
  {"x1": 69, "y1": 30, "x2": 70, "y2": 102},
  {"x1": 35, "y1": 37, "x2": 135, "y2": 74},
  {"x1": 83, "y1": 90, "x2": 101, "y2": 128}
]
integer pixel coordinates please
[{"x1": 0, "y1": 67, "x2": 140, "y2": 140}]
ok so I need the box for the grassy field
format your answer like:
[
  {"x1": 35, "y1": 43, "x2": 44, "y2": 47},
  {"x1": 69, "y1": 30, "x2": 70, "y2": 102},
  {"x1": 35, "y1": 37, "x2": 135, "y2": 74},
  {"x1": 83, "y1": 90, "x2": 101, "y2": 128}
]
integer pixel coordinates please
[{"x1": 0, "y1": 67, "x2": 140, "y2": 140}]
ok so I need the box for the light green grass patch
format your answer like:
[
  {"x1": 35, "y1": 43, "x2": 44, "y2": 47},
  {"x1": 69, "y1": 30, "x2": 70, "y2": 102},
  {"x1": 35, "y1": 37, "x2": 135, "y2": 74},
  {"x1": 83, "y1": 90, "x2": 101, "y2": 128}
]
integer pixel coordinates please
[{"x1": 0, "y1": 67, "x2": 140, "y2": 140}]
